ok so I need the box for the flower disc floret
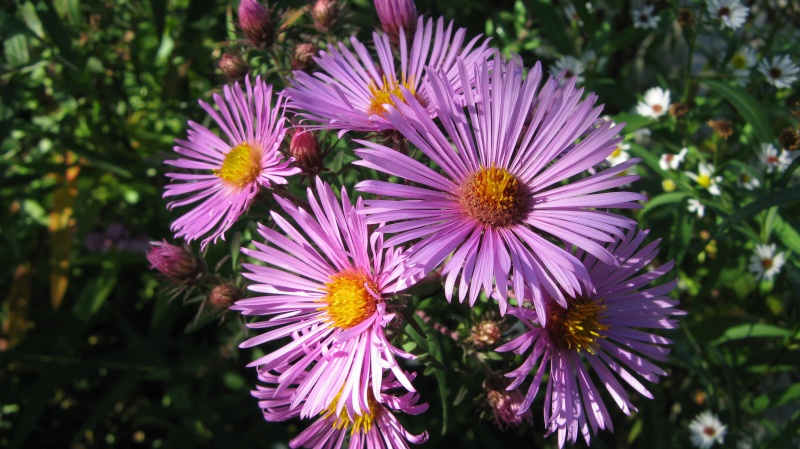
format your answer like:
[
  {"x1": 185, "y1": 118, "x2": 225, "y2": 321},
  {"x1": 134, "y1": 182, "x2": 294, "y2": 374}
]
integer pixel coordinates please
[
  {"x1": 214, "y1": 143, "x2": 262, "y2": 186},
  {"x1": 545, "y1": 297, "x2": 608, "y2": 354},
  {"x1": 367, "y1": 75, "x2": 419, "y2": 117},
  {"x1": 460, "y1": 167, "x2": 527, "y2": 228},
  {"x1": 321, "y1": 270, "x2": 379, "y2": 329}
]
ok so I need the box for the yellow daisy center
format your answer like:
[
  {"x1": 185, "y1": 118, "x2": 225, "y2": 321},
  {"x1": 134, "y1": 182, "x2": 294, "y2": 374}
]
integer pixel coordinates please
[
  {"x1": 323, "y1": 390, "x2": 380, "y2": 435},
  {"x1": 731, "y1": 53, "x2": 747, "y2": 70},
  {"x1": 459, "y1": 166, "x2": 527, "y2": 228},
  {"x1": 319, "y1": 270, "x2": 379, "y2": 329},
  {"x1": 696, "y1": 174, "x2": 712, "y2": 189},
  {"x1": 214, "y1": 142, "x2": 261, "y2": 186},
  {"x1": 610, "y1": 147, "x2": 622, "y2": 158},
  {"x1": 367, "y1": 75, "x2": 417, "y2": 117},
  {"x1": 546, "y1": 297, "x2": 609, "y2": 354}
]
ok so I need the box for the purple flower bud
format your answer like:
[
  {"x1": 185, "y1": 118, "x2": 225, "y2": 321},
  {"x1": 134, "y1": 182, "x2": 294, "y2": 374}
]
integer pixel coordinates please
[
  {"x1": 209, "y1": 283, "x2": 242, "y2": 310},
  {"x1": 146, "y1": 240, "x2": 206, "y2": 284},
  {"x1": 310, "y1": 0, "x2": 338, "y2": 33},
  {"x1": 238, "y1": 0, "x2": 275, "y2": 48},
  {"x1": 290, "y1": 43, "x2": 317, "y2": 73},
  {"x1": 483, "y1": 375, "x2": 533, "y2": 430},
  {"x1": 374, "y1": 0, "x2": 417, "y2": 46},
  {"x1": 218, "y1": 52, "x2": 250, "y2": 82},
  {"x1": 289, "y1": 129, "x2": 323, "y2": 175}
]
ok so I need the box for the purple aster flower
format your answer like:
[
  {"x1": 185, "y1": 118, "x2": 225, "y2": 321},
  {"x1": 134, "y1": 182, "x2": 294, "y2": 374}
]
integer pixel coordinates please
[
  {"x1": 233, "y1": 178, "x2": 423, "y2": 421},
  {"x1": 355, "y1": 54, "x2": 644, "y2": 320},
  {"x1": 497, "y1": 229, "x2": 683, "y2": 447},
  {"x1": 375, "y1": 0, "x2": 418, "y2": 46},
  {"x1": 286, "y1": 16, "x2": 491, "y2": 135},
  {"x1": 253, "y1": 370, "x2": 428, "y2": 449},
  {"x1": 164, "y1": 76, "x2": 300, "y2": 248}
]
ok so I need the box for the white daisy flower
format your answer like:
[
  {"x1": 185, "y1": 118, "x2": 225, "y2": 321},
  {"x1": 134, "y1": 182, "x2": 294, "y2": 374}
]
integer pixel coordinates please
[
  {"x1": 633, "y1": 127, "x2": 652, "y2": 144},
  {"x1": 706, "y1": 0, "x2": 749, "y2": 30},
  {"x1": 552, "y1": 55, "x2": 585, "y2": 84},
  {"x1": 737, "y1": 171, "x2": 760, "y2": 190},
  {"x1": 687, "y1": 162, "x2": 722, "y2": 196},
  {"x1": 580, "y1": 49, "x2": 606, "y2": 71},
  {"x1": 759, "y1": 143, "x2": 794, "y2": 173},
  {"x1": 689, "y1": 411, "x2": 727, "y2": 449},
  {"x1": 729, "y1": 47, "x2": 757, "y2": 86},
  {"x1": 687, "y1": 198, "x2": 705, "y2": 218},
  {"x1": 660, "y1": 147, "x2": 689, "y2": 170},
  {"x1": 632, "y1": 5, "x2": 660, "y2": 29},
  {"x1": 748, "y1": 243, "x2": 786, "y2": 282},
  {"x1": 607, "y1": 142, "x2": 631, "y2": 166},
  {"x1": 758, "y1": 55, "x2": 799, "y2": 89},
  {"x1": 636, "y1": 87, "x2": 671, "y2": 118}
]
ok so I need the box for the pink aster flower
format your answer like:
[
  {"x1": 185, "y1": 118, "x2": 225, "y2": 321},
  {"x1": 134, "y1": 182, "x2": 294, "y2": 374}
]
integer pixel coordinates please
[
  {"x1": 286, "y1": 16, "x2": 491, "y2": 135},
  {"x1": 253, "y1": 370, "x2": 428, "y2": 449},
  {"x1": 233, "y1": 178, "x2": 422, "y2": 421},
  {"x1": 355, "y1": 54, "x2": 644, "y2": 320},
  {"x1": 164, "y1": 76, "x2": 300, "y2": 248},
  {"x1": 497, "y1": 229, "x2": 683, "y2": 447}
]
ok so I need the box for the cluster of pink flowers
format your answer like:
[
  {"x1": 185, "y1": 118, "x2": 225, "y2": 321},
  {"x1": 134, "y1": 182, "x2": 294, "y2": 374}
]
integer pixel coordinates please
[{"x1": 153, "y1": 0, "x2": 684, "y2": 447}]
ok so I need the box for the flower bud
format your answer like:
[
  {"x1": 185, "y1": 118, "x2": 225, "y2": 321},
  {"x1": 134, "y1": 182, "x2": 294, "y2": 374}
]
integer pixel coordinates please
[
  {"x1": 209, "y1": 283, "x2": 242, "y2": 310},
  {"x1": 291, "y1": 43, "x2": 317, "y2": 73},
  {"x1": 218, "y1": 52, "x2": 250, "y2": 82},
  {"x1": 375, "y1": 0, "x2": 417, "y2": 46},
  {"x1": 311, "y1": 0, "x2": 338, "y2": 33},
  {"x1": 289, "y1": 129, "x2": 323, "y2": 175},
  {"x1": 146, "y1": 240, "x2": 206, "y2": 284},
  {"x1": 238, "y1": 0, "x2": 275, "y2": 48},
  {"x1": 467, "y1": 316, "x2": 504, "y2": 349},
  {"x1": 482, "y1": 374, "x2": 532, "y2": 430}
]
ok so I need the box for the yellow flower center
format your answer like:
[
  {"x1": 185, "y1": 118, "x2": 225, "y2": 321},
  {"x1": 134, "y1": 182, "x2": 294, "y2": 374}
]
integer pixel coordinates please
[
  {"x1": 319, "y1": 270, "x2": 379, "y2": 329},
  {"x1": 610, "y1": 147, "x2": 622, "y2": 158},
  {"x1": 696, "y1": 174, "x2": 712, "y2": 189},
  {"x1": 731, "y1": 53, "x2": 747, "y2": 70},
  {"x1": 367, "y1": 75, "x2": 418, "y2": 117},
  {"x1": 545, "y1": 297, "x2": 608, "y2": 354},
  {"x1": 459, "y1": 166, "x2": 527, "y2": 228},
  {"x1": 214, "y1": 142, "x2": 261, "y2": 186},
  {"x1": 323, "y1": 390, "x2": 380, "y2": 435}
]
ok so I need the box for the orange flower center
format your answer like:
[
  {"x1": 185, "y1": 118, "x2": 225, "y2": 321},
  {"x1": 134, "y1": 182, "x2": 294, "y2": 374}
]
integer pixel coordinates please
[
  {"x1": 367, "y1": 75, "x2": 418, "y2": 117},
  {"x1": 459, "y1": 166, "x2": 527, "y2": 228},
  {"x1": 323, "y1": 390, "x2": 380, "y2": 435}
]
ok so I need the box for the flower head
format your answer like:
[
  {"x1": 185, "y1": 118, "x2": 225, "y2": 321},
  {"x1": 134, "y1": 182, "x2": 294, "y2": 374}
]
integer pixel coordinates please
[
  {"x1": 165, "y1": 76, "x2": 300, "y2": 248},
  {"x1": 375, "y1": 0, "x2": 418, "y2": 46},
  {"x1": 729, "y1": 47, "x2": 757, "y2": 86},
  {"x1": 218, "y1": 51, "x2": 250, "y2": 82},
  {"x1": 759, "y1": 143, "x2": 793, "y2": 174},
  {"x1": 659, "y1": 147, "x2": 688, "y2": 171},
  {"x1": 482, "y1": 374, "x2": 532, "y2": 430},
  {"x1": 706, "y1": 0, "x2": 749, "y2": 30},
  {"x1": 636, "y1": 87, "x2": 671, "y2": 119},
  {"x1": 748, "y1": 243, "x2": 785, "y2": 282},
  {"x1": 689, "y1": 411, "x2": 727, "y2": 449},
  {"x1": 737, "y1": 171, "x2": 760, "y2": 190},
  {"x1": 355, "y1": 54, "x2": 644, "y2": 322},
  {"x1": 234, "y1": 178, "x2": 423, "y2": 420},
  {"x1": 632, "y1": 5, "x2": 660, "y2": 29},
  {"x1": 687, "y1": 162, "x2": 722, "y2": 196},
  {"x1": 254, "y1": 370, "x2": 428, "y2": 449},
  {"x1": 687, "y1": 199, "x2": 705, "y2": 218},
  {"x1": 758, "y1": 55, "x2": 799, "y2": 89},
  {"x1": 286, "y1": 16, "x2": 491, "y2": 134},
  {"x1": 498, "y1": 229, "x2": 682, "y2": 447},
  {"x1": 238, "y1": 0, "x2": 274, "y2": 48},
  {"x1": 607, "y1": 142, "x2": 631, "y2": 167},
  {"x1": 146, "y1": 240, "x2": 206, "y2": 283},
  {"x1": 552, "y1": 55, "x2": 585, "y2": 84},
  {"x1": 311, "y1": 0, "x2": 339, "y2": 32},
  {"x1": 289, "y1": 129, "x2": 323, "y2": 175}
]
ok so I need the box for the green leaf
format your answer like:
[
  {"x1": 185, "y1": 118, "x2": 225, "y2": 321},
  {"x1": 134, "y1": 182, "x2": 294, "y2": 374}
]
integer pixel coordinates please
[
  {"x1": 531, "y1": 0, "x2": 572, "y2": 55},
  {"x1": 640, "y1": 192, "x2": 690, "y2": 219},
  {"x1": 773, "y1": 215, "x2": 800, "y2": 254},
  {"x1": 72, "y1": 264, "x2": 119, "y2": 322},
  {"x1": 715, "y1": 185, "x2": 800, "y2": 236},
  {"x1": 702, "y1": 79, "x2": 773, "y2": 143},
  {"x1": 3, "y1": 34, "x2": 30, "y2": 67},
  {"x1": 711, "y1": 323, "x2": 796, "y2": 345}
]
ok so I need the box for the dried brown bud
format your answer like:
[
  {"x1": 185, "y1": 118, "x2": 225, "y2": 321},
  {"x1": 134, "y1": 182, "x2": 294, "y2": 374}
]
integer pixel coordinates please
[
  {"x1": 468, "y1": 316, "x2": 504, "y2": 349},
  {"x1": 209, "y1": 283, "x2": 242, "y2": 310},
  {"x1": 778, "y1": 127, "x2": 799, "y2": 151},
  {"x1": 678, "y1": 8, "x2": 695, "y2": 27},
  {"x1": 289, "y1": 129, "x2": 323, "y2": 175},
  {"x1": 311, "y1": 0, "x2": 338, "y2": 33},
  {"x1": 707, "y1": 119, "x2": 733, "y2": 140},
  {"x1": 238, "y1": 0, "x2": 275, "y2": 48},
  {"x1": 218, "y1": 52, "x2": 250, "y2": 82},
  {"x1": 291, "y1": 43, "x2": 318, "y2": 72},
  {"x1": 669, "y1": 102, "x2": 689, "y2": 118}
]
